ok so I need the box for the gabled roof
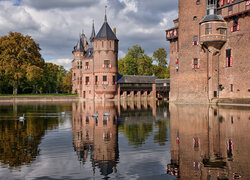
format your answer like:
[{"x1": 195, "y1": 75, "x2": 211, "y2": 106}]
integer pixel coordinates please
[
  {"x1": 95, "y1": 22, "x2": 118, "y2": 40},
  {"x1": 117, "y1": 75, "x2": 156, "y2": 84}
]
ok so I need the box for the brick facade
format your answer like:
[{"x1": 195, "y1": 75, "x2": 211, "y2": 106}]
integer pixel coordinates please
[{"x1": 166, "y1": 0, "x2": 250, "y2": 103}]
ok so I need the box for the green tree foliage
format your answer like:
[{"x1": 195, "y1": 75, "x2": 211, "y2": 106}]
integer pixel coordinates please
[
  {"x1": 0, "y1": 32, "x2": 71, "y2": 95},
  {"x1": 118, "y1": 46, "x2": 170, "y2": 79},
  {"x1": 153, "y1": 48, "x2": 168, "y2": 67},
  {"x1": 0, "y1": 32, "x2": 44, "y2": 95},
  {"x1": 62, "y1": 69, "x2": 72, "y2": 94}
]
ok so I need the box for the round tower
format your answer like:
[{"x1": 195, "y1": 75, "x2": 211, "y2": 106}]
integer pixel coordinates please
[{"x1": 93, "y1": 9, "x2": 119, "y2": 99}]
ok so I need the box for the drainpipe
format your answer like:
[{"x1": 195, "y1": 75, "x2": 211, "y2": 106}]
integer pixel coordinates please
[
  {"x1": 217, "y1": 53, "x2": 220, "y2": 99},
  {"x1": 207, "y1": 49, "x2": 210, "y2": 102}
]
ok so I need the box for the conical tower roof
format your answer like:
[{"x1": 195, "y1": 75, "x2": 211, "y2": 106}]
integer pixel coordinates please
[
  {"x1": 90, "y1": 20, "x2": 96, "y2": 42},
  {"x1": 95, "y1": 7, "x2": 118, "y2": 40},
  {"x1": 95, "y1": 22, "x2": 118, "y2": 40},
  {"x1": 75, "y1": 36, "x2": 84, "y2": 51}
]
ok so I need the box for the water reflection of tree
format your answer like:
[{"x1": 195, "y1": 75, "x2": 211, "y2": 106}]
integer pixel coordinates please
[
  {"x1": 0, "y1": 114, "x2": 59, "y2": 167},
  {"x1": 154, "y1": 120, "x2": 168, "y2": 146},
  {"x1": 122, "y1": 123, "x2": 153, "y2": 147}
]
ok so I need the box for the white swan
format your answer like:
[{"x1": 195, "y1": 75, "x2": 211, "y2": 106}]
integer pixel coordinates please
[
  {"x1": 92, "y1": 114, "x2": 98, "y2": 118},
  {"x1": 61, "y1": 111, "x2": 66, "y2": 116},
  {"x1": 19, "y1": 114, "x2": 25, "y2": 122},
  {"x1": 103, "y1": 113, "x2": 110, "y2": 117}
]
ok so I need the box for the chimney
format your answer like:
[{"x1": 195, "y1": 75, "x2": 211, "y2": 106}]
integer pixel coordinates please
[{"x1": 113, "y1": 28, "x2": 116, "y2": 36}]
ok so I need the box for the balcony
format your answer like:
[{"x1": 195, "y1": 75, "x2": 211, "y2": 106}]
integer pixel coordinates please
[
  {"x1": 166, "y1": 27, "x2": 178, "y2": 41},
  {"x1": 199, "y1": 20, "x2": 227, "y2": 49}
]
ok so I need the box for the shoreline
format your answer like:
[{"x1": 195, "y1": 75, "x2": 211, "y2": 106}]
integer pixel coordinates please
[
  {"x1": 0, "y1": 96, "x2": 80, "y2": 103},
  {"x1": 0, "y1": 96, "x2": 249, "y2": 107}
]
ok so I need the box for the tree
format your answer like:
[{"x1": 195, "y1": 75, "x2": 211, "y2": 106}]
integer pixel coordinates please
[
  {"x1": 152, "y1": 48, "x2": 170, "y2": 79},
  {"x1": 153, "y1": 48, "x2": 168, "y2": 67},
  {"x1": 137, "y1": 54, "x2": 153, "y2": 76},
  {"x1": 118, "y1": 45, "x2": 153, "y2": 76},
  {"x1": 26, "y1": 65, "x2": 44, "y2": 93},
  {"x1": 62, "y1": 70, "x2": 72, "y2": 94},
  {"x1": 0, "y1": 32, "x2": 44, "y2": 95}
]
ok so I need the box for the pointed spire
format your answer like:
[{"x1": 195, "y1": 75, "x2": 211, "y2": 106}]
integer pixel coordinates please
[
  {"x1": 104, "y1": 6, "x2": 107, "y2": 22},
  {"x1": 90, "y1": 20, "x2": 96, "y2": 43}
]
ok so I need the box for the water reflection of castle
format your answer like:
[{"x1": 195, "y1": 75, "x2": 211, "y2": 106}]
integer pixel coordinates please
[
  {"x1": 71, "y1": 100, "x2": 167, "y2": 177},
  {"x1": 168, "y1": 104, "x2": 250, "y2": 180},
  {"x1": 72, "y1": 101, "x2": 119, "y2": 177}
]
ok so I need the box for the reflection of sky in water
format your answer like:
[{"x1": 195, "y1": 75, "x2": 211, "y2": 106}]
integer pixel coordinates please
[
  {"x1": 1, "y1": 102, "x2": 249, "y2": 179},
  {"x1": 0, "y1": 102, "x2": 173, "y2": 180}
]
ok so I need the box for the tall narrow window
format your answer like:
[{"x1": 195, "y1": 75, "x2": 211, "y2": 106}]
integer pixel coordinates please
[
  {"x1": 226, "y1": 49, "x2": 232, "y2": 67},
  {"x1": 95, "y1": 76, "x2": 98, "y2": 84},
  {"x1": 231, "y1": 84, "x2": 233, "y2": 92},
  {"x1": 205, "y1": 23, "x2": 212, "y2": 34},
  {"x1": 192, "y1": 58, "x2": 200, "y2": 69},
  {"x1": 80, "y1": 61, "x2": 82, "y2": 69},
  {"x1": 193, "y1": 36, "x2": 198, "y2": 45},
  {"x1": 103, "y1": 75, "x2": 107, "y2": 85},
  {"x1": 113, "y1": 76, "x2": 116, "y2": 85},
  {"x1": 85, "y1": 76, "x2": 89, "y2": 85},
  {"x1": 102, "y1": 41, "x2": 104, "y2": 47},
  {"x1": 85, "y1": 62, "x2": 89, "y2": 69},
  {"x1": 231, "y1": 17, "x2": 239, "y2": 32}
]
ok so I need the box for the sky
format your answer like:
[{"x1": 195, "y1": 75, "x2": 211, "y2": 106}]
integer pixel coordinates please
[{"x1": 0, "y1": 0, "x2": 178, "y2": 70}]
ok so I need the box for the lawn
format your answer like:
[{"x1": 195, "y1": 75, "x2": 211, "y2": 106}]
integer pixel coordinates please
[{"x1": 0, "y1": 94, "x2": 78, "y2": 97}]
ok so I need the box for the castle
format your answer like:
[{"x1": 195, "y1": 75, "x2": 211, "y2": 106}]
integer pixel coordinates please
[
  {"x1": 166, "y1": 0, "x2": 250, "y2": 103},
  {"x1": 72, "y1": 12, "x2": 170, "y2": 100}
]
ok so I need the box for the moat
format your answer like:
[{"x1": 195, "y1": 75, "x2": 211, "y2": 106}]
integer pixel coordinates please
[{"x1": 0, "y1": 101, "x2": 249, "y2": 180}]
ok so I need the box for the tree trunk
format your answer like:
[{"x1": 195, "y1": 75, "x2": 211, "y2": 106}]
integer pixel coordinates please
[{"x1": 13, "y1": 84, "x2": 18, "y2": 95}]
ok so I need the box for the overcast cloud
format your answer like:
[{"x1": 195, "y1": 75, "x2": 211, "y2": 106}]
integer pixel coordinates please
[{"x1": 0, "y1": 0, "x2": 178, "y2": 70}]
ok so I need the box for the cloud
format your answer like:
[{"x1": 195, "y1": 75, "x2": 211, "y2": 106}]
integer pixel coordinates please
[
  {"x1": 48, "y1": 58, "x2": 72, "y2": 70},
  {"x1": 22, "y1": 0, "x2": 99, "y2": 10},
  {"x1": 0, "y1": 0, "x2": 178, "y2": 69}
]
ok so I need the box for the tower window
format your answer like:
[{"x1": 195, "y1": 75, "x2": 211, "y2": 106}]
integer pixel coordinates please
[
  {"x1": 102, "y1": 41, "x2": 104, "y2": 47},
  {"x1": 193, "y1": 36, "x2": 198, "y2": 45},
  {"x1": 232, "y1": 17, "x2": 239, "y2": 32},
  {"x1": 205, "y1": 23, "x2": 212, "y2": 34},
  {"x1": 85, "y1": 76, "x2": 89, "y2": 85},
  {"x1": 103, "y1": 75, "x2": 107, "y2": 82},
  {"x1": 220, "y1": 28, "x2": 227, "y2": 35},
  {"x1": 113, "y1": 76, "x2": 116, "y2": 85},
  {"x1": 95, "y1": 76, "x2": 98, "y2": 84},
  {"x1": 104, "y1": 60, "x2": 111, "y2": 68},
  {"x1": 196, "y1": 0, "x2": 200, "y2": 5},
  {"x1": 231, "y1": 84, "x2": 233, "y2": 92},
  {"x1": 193, "y1": 16, "x2": 197, "y2": 21},
  {"x1": 226, "y1": 49, "x2": 232, "y2": 67},
  {"x1": 192, "y1": 58, "x2": 200, "y2": 69}
]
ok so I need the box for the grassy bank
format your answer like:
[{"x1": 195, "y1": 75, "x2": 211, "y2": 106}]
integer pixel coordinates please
[{"x1": 0, "y1": 94, "x2": 78, "y2": 97}]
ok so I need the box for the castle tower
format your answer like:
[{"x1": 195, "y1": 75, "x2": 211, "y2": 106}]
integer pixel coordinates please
[
  {"x1": 93, "y1": 8, "x2": 119, "y2": 99},
  {"x1": 72, "y1": 33, "x2": 85, "y2": 95}
]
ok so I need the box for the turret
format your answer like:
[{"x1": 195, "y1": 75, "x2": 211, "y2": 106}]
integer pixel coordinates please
[
  {"x1": 93, "y1": 7, "x2": 119, "y2": 99},
  {"x1": 199, "y1": 0, "x2": 227, "y2": 49}
]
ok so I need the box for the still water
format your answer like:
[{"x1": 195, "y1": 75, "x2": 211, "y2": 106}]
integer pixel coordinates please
[{"x1": 0, "y1": 101, "x2": 249, "y2": 180}]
